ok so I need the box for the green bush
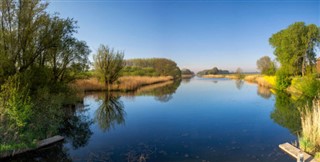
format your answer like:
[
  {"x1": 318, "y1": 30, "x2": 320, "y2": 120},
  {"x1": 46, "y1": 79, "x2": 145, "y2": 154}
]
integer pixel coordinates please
[
  {"x1": 276, "y1": 68, "x2": 292, "y2": 90},
  {"x1": 295, "y1": 74, "x2": 320, "y2": 97},
  {"x1": 121, "y1": 66, "x2": 159, "y2": 77}
]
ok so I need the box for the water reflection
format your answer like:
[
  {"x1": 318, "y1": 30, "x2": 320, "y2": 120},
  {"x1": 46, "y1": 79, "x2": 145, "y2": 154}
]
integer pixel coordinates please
[
  {"x1": 257, "y1": 86, "x2": 272, "y2": 99},
  {"x1": 235, "y1": 79, "x2": 244, "y2": 90},
  {"x1": 95, "y1": 93, "x2": 126, "y2": 132},
  {"x1": 60, "y1": 105, "x2": 93, "y2": 149},
  {"x1": 271, "y1": 91, "x2": 301, "y2": 134},
  {"x1": 182, "y1": 78, "x2": 191, "y2": 84},
  {"x1": 118, "y1": 80, "x2": 181, "y2": 103}
]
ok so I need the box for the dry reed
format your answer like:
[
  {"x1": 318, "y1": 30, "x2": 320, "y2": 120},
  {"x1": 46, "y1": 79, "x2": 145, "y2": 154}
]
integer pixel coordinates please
[
  {"x1": 72, "y1": 76, "x2": 173, "y2": 92},
  {"x1": 244, "y1": 75, "x2": 260, "y2": 83},
  {"x1": 300, "y1": 99, "x2": 320, "y2": 154},
  {"x1": 255, "y1": 76, "x2": 273, "y2": 88}
]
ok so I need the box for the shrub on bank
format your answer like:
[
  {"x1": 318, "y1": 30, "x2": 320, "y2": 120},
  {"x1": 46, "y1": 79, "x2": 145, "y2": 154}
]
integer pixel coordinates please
[
  {"x1": 291, "y1": 75, "x2": 320, "y2": 98},
  {"x1": 276, "y1": 68, "x2": 292, "y2": 91}
]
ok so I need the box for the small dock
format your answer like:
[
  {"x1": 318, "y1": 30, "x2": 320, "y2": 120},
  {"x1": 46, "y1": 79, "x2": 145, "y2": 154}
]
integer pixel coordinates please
[
  {"x1": 279, "y1": 142, "x2": 317, "y2": 162},
  {"x1": 0, "y1": 135, "x2": 64, "y2": 159}
]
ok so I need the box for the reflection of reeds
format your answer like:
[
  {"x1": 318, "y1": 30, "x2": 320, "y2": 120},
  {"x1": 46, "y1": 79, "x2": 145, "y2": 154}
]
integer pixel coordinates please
[
  {"x1": 72, "y1": 76, "x2": 173, "y2": 92},
  {"x1": 300, "y1": 100, "x2": 320, "y2": 156},
  {"x1": 244, "y1": 75, "x2": 259, "y2": 83},
  {"x1": 181, "y1": 74, "x2": 194, "y2": 79},
  {"x1": 257, "y1": 85, "x2": 272, "y2": 99},
  {"x1": 202, "y1": 74, "x2": 225, "y2": 78},
  {"x1": 135, "y1": 81, "x2": 173, "y2": 94}
]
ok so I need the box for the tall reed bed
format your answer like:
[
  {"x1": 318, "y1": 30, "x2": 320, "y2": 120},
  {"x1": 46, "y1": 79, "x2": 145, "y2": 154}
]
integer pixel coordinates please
[
  {"x1": 72, "y1": 76, "x2": 173, "y2": 92},
  {"x1": 299, "y1": 99, "x2": 320, "y2": 158},
  {"x1": 116, "y1": 76, "x2": 173, "y2": 91}
]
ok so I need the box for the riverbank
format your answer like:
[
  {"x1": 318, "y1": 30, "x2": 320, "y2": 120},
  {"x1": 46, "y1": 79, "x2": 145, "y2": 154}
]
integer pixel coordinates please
[
  {"x1": 72, "y1": 76, "x2": 174, "y2": 92},
  {"x1": 181, "y1": 74, "x2": 194, "y2": 79},
  {"x1": 201, "y1": 74, "x2": 302, "y2": 93}
]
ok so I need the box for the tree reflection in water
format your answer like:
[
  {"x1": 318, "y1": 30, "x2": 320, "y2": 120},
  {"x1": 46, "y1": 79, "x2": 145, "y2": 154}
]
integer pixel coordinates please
[
  {"x1": 257, "y1": 85, "x2": 272, "y2": 99},
  {"x1": 270, "y1": 91, "x2": 302, "y2": 134},
  {"x1": 181, "y1": 78, "x2": 191, "y2": 84},
  {"x1": 95, "y1": 93, "x2": 126, "y2": 132},
  {"x1": 235, "y1": 79, "x2": 244, "y2": 90},
  {"x1": 155, "y1": 94, "x2": 173, "y2": 103},
  {"x1": 60, "y1": 105, "x2": 93, "y2": 149}
]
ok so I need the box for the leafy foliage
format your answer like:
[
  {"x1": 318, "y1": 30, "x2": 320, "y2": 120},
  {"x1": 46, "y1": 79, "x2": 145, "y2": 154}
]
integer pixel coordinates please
[
  {"x1": 0, "y1": 0, "x2": 90, "y2": 85},
  {"x1": 256, "y1": 56, "x2": 276, "y2": 75},
  {"x1": 269, "y1": 22, "x2": 320, "y2": 76},
  {"x1": 197, "y1": 67, "x2": 229, "y2": 75},
  {"x1": 93, "y1": 45, "x2": 124, "y2": 87},
  {"x1": 235, "y1": 67, "x2": 244, "y2": 79},
  {"x1": 181, "y1": 68, "x2": 195, "y2": 75},
  {"x1": 291, "y1": 74, "x2": 320, "y2": 98},
  {"x1": 0, "y1": 0, "x2": 90, "y2": 152},
  {"x1": 124, "y1": 58, "x2": 181, "y2": 78},
  {"x1": 121, "y1": 66, "x2": 158, "y2": 76},
  {"x1": 275, "y1": 68, "x2": 292, "y2": 90}
]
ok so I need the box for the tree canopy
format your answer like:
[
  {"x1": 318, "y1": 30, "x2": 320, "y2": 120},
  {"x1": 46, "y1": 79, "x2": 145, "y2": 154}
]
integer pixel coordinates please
[
  {"x1": 197, "y1": 67, "x2": 229, "y2": 76},
  {"x1": 0, "y1": 0, "x2": 90, "y2": 86},
  {"x1": 93, "y1": 45, "x2": 124, "y2": 87},
  {"x1": 256, "y1": 56, "x2": 276, "y2": 75},
  {"x1": 0, "y1": 0, "x2": 90, "y2": 152},
  {"x1": 269, "y1": 22, "x2": 320, "y2": 76},
  {"x1": 124, "y1": 58, "x2": 181, "y2": 78},
  {"x1": 181, "y1": 68, "x2": 195, "y2": 75}
]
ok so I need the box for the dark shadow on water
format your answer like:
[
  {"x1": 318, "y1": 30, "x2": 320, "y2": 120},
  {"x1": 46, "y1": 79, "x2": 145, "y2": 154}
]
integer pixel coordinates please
[{"x1": 59, "y1": 105, "x2": 93, "y2": 149}]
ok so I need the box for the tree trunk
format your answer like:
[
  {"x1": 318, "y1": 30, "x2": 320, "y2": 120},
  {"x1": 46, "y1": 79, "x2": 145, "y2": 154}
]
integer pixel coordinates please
[{"x1": 302, "y1": 55, "x2": 306, "y2": 76}]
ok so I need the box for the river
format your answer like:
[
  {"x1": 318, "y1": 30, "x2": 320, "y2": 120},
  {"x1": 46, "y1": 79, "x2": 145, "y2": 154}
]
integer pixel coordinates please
[{"x1": 10, "y1": 77, "x2": 300, "y2": 162}]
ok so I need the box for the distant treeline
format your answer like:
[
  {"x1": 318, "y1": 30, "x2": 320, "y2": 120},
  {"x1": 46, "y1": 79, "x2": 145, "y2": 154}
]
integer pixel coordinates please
[
  {"x1": 197, "y1": 67, "x2": 229, "y2": 75},
  {"x1": 181, "y1": 69, "x2": 195, "y2": 76},
  {"x1": 122, "y1": 58, "x2": 181, "y2": 78}
]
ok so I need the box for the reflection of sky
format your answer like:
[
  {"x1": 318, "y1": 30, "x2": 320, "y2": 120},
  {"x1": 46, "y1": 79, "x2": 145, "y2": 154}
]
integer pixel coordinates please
[
  {"x1": 68, "y1": 78, "x2": 295, "y2": 161},
  {"x1": 48, "y1": 1, "x2": 319, "y2": 72}
]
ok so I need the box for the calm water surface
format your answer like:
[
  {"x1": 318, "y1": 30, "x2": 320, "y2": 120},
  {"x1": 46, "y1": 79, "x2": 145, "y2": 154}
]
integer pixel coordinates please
[{"x1": 12, "y1": 77, "x2": 299, "y2": 161}]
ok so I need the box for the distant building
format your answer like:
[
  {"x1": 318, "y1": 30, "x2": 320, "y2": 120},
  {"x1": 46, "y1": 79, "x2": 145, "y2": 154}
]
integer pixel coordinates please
[{"x1": 317, "y1": 58, "x2": 320, "y2": 74}]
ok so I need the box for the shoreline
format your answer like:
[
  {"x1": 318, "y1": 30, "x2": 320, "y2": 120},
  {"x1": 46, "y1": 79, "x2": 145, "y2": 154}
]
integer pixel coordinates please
[{"x1": 72, "y1": 76, "x2": 176, "y2": 92}]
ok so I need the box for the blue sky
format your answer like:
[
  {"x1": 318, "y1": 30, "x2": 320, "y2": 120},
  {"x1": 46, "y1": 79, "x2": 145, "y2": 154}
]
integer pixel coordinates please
[{"x1": 48, "y1": 0, "x2": 320, "y2": 72}]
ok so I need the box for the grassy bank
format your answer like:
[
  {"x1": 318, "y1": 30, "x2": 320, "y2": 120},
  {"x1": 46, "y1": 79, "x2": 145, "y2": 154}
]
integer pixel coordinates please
[{"x1": 72, "y1": 76, "x2": 174, "y2": 92}]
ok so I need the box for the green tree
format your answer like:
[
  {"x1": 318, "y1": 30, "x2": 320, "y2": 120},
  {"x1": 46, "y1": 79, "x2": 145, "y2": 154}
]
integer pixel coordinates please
[
  {"x1": 256, "y1": 56, "x2": 276, "y2": 75},
  {"x1": 235, "y1": 67, "x2": 243, "y2": 79},
  {"x1": 0, "y1": 0, "x2": 90, "y2": 86},
  {"x1": 0, "y1": 0, "x2": 90, "y2": 152},
  {"x1": 93, "y1": 45, "x2": 124, "y2": 88},
  {"x1": 124, "y1": 58, "x2": 181, "y2": 78},
  {"x1": 269, "y1": 22, "x2": 320, "y2": 76},
  {"x1": 181, "y1": 68, "x2": 194, "y2": 75}
]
